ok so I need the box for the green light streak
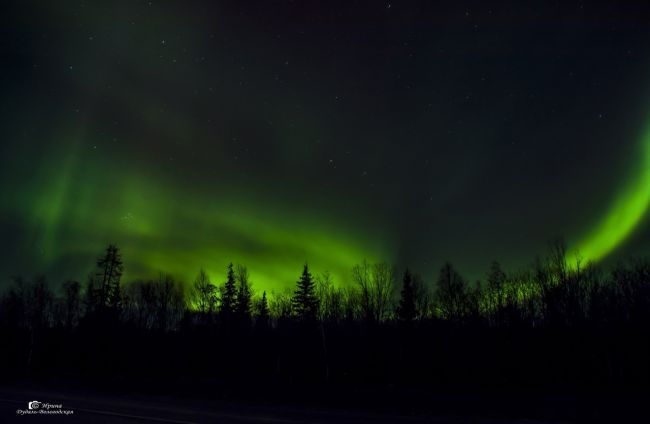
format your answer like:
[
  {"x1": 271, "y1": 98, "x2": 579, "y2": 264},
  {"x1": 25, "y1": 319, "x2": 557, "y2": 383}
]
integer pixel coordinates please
[
  {"x1": 572, "y1": 123, "x2": 650, "y2": 264},
  {"x1": 7, "y1": 140, "x2": 388, "y2": 292}
]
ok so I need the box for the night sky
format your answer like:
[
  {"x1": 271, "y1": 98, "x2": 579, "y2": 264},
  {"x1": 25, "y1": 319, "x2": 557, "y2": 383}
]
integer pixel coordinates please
[{"x1": 3, "y1": 1, "x2": 650, "y2": 291}]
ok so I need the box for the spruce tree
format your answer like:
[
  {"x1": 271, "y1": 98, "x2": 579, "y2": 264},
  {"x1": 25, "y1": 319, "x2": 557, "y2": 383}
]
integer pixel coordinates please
[
  {"x1": 292, "y1": 263, "x2": 319, "y2": 322},
  {"x1": 220, "y1": 263, "x2": 237, "y2": 320},
  {"x1": 95, "y1": 244, "x2": 123, "y2": 310},
  {"x1": 256, "y1": 291, "x2": 270, "y2": 328},
  {"x1": 397, "y1": 269, "x2": 416, "y2": 321}
]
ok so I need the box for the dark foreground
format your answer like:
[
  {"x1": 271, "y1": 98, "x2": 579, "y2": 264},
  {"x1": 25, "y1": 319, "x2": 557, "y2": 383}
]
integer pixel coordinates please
[
  {"x1": 0, "y1": 386, "x2": 557, "y2": 424},
  {"x1": 3, "y1": 384, "x2": 650, "y2": 424},
  {"x1": 3, "y1": 250, "x2": 650, "y2": 422}
]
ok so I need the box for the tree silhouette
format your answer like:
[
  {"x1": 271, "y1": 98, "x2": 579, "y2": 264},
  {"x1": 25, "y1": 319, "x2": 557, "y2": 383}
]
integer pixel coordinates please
[
  {"x1": 4, "y1": 240, "x2": 650, "y2": 414},
  {"x1": 486, "y1": 261, "x2": 506, "y2": 326},
  {"x1": 23, "y1": 276, "x2": 54, "y2": 331},
  {"x1": 1, "y1": 278, "x2": 27, "y2": 328},
  {"x1": 193, "y1": 268, "x2": 216, "y2": 319},
  {"x1": 235, "y1": 264, "x2": 253, "y2": 324},
  {"x1": 89, "y1": 244, "x2": 123, "y2": 315},
  {"x1": 317, "y1": 272, "x2": 343, "y2": 323},
  {"x1": 435, "y1": 262, "x2": 468, "y2": 322},
  {"x1": 123, "y1": 280, "x2": 157, "y2": 329},
  {"x1": 269, "y1": 289, "x2": 293, "y2": 323},
  {"x1": 98, "y1": 245, "x2": 123, "y2": 307},
  {"x1": 61, "y1": 280, "x2": 82, "y2": 328},
  {"x1": 397, "y1": 269, "x2": 416, "y2": 322},
  {"x1": 412, "y1": 273, "x2": 432, "y2": 320},
  {"x1": 352, "y1": 260, "x2": 395, "y2": 322},
  {"x1": 255, "y1": 290, "x2": 270, "y2": 329},
  {"x1": 292, "y1": 264, "x2": 319, "y2": 322},
  {"x1": 155, "y1": 273, "x2": 185, "y2": 331},
  {"x1": 220, "y1": 263, "x2": 237, "y2": 321}
]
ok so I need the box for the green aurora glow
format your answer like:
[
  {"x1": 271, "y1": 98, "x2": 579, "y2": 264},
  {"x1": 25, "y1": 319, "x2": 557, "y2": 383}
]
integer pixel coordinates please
[
  {"x1": 6, "y1": 140, "x2": 389, "y2": 291},
  {"x1": 570, "y1": 121, "x2": 650, "y2": 266},
  {"x1": 4, "y1": 1, "x2": 650, "y2": 290},
  {"x1": 14, "y1": 118, "x2": 650, "y2": 289}
]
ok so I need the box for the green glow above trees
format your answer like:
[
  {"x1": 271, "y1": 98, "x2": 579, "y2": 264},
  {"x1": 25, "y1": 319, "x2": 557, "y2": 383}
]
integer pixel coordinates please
[{"x1": 5, "y1": 138, "x2": 388, "y2": 292}]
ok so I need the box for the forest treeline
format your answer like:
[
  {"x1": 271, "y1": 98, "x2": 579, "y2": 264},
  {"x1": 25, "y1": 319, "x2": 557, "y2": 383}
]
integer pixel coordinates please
[
  {"x1": 1, "y1": 240, "x2": 650, "y2": 411},
  {"x1": 3, "y1": 241, "x2": 649, "y2": 330}
]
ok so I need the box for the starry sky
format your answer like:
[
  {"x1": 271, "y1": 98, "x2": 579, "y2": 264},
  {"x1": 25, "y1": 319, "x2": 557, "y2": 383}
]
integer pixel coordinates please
[{"x1": 3, "y1": 0, "x2": 650, "y2": 291}]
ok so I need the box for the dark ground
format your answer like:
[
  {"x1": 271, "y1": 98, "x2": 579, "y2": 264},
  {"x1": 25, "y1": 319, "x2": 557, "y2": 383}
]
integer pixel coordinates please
[
  {"x1": 3, "y1": 383, "x2": 649, "y2": 424},
  {"x1": 0, "y1": 385, "x2": 555, "y2": 424},
  {"x1": 4, "y1": 254, "x2": 650, "y2": 423}
]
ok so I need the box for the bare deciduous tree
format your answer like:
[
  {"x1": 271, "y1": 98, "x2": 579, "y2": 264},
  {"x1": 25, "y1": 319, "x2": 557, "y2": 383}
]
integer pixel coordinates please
[
  {"x1": 316, "y1": 271, "x2": 343, "y2": 322},
  {"x1": 352, "y1": 260, "x2": 395, "y2": 323},
  {"x1": 435, "y1": 262, "x2": 468, "y2": 322},
  {"x1": 236, "y1": 264, "x2": 253, "y2": 323},
  {"x1": 412, "y1": 273, "x2": 432, "y2": 320},
  {"x1": 192, "y1": 268, "x2": 217, "y2": 319}
]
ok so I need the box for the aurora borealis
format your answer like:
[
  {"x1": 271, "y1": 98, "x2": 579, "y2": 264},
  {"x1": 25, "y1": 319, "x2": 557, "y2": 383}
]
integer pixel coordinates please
[
  {"x1": 572, "y1": 120, "x2": 650, "y2": 265},
  {"x1": 3, "y1": 1, "x2": 650, "y2": 291}
]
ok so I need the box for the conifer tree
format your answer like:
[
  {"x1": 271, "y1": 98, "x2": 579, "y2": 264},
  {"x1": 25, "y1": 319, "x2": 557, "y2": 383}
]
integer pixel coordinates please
[
  {"x1": 292, "y1": 264, "x2": 319, "y2": 322},
  {"x1": 255, "y1": 291, "x2": 270, "y2": 328},
  {"x1": 220, "y1": 263, "x2": 237, "y2": 319},
  {"x1": 95, "y1": 244, "x2": 123, "y2": 310},
  {"x1": 397, "y1": 269, "x2": 416, "y2": 321}
]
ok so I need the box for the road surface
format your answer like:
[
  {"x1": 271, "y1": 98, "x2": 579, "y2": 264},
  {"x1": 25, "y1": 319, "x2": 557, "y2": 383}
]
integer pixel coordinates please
[{"x1": 0, "y1": 386, "x2": 552, "y2": 423}]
